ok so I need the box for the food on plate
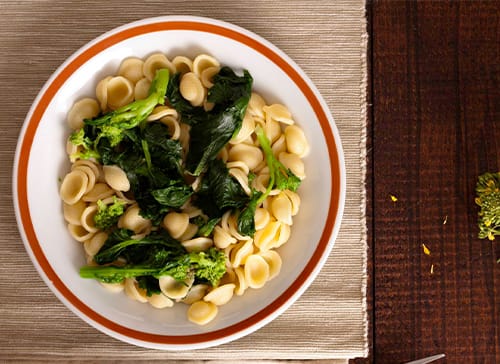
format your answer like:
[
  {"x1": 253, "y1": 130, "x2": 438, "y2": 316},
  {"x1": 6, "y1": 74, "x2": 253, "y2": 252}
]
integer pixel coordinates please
[{"x1": 60, "y1": 53, "x2": 310, "y2": 325}]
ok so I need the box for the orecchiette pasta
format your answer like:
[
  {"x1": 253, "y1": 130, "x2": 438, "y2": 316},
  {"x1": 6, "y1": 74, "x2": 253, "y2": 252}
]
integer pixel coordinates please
[
  {"x1": 143, "y1": 53, "x2": 175, "y2": 81},
  {"x1": 163, "y1": 212, "x2": 190, "y2": 239},
  {"x1": 187, "y1": 301, "x2": 218, "y2": 325},
  {"x1": 118, "y1": 57, "x2": 144, "y2": 84},
  {"x1": 106, "y1": 76, "x2": 135, "y2": 110},
  {"x1": 103, "y1": 165, "x2": 130, "y2": 192},
  {"x1": 62, "y1": 53, "x2": 309, "y2": 327},
  {"x1": 134, "y1": 78, "x2": 151, "y2": 100},
  {"x1": 147, "y1": 293, "x2": 174, "y2": 309},
  {"x1": 118, "y1": 204, "x2": 152, "y2": 234},
  {"x1": 203, "y1": 283, "x2": 235, "y2": 306},
  {"x1": 124, "y1": 278, "x2": 148, "y2": 303},
  {"x1": 67, "y1": 98, "x2": 100, "y2": 130},
  {"x1": 60, "y1": 170, "x2": 89, "y2": 205},
  {"x1": 258, "y1": 250, "x2": 282, "y2": 281},
  {"x1": 192, "y1": 54, "x2": 220, "y2": 78},
  {"x1": 159, "y1": 275, "x2": 194, "y2": 300},
  {"x1": 244, "y1": 254, "x2": 270, "y2": 289},
  {"x1": 172, "y1": 55, "x2": 193, "y2": 74},
  {"x1": 180, "y1": 72, "x2": 205, "y2": 107},
  {"x1": 284, "y1": 124, "x2": 310, "y2": 157}
]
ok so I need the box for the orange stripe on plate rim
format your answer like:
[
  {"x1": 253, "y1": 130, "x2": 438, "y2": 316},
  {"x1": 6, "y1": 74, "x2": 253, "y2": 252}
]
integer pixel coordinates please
[{"x1": 16, "y1": 20, "x2": 341, "y2": 346}]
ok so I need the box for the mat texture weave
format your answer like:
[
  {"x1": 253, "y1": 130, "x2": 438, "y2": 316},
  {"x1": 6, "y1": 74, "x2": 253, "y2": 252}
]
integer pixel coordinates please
[{"x1": 0, "y1": 0, "x2": 367, "y2": 361}]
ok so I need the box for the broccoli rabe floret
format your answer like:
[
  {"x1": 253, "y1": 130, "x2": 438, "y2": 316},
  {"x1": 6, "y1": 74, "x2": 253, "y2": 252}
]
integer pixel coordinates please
[
  {"x1": 476, "y1": 172, "x2": 500, "y2": 241},
  {"x1": 69, "y1": 128, "x2": 101, "y2": 160},
  {"x1": 93, "y1": 197, "x2": 126, "y2": 230}
]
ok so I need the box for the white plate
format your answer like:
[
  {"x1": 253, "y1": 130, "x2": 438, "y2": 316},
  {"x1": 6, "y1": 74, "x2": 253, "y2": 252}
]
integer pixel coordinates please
[{"x1": 13, "y1": 16, "x2": 345, "y2": 350}]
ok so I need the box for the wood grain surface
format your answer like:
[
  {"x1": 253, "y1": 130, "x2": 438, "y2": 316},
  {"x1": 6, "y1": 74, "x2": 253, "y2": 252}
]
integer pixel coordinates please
[{"x1": 355, "y1": 1, "x2": 500, "y2": 363}]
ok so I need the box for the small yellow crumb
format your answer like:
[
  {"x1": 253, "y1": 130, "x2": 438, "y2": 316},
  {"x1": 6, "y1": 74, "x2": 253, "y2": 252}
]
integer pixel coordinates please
[
  {"x1": 390, "y1": 194, "x2": 398, "y2": 202},
  {"x1": 422, "y1": 243, "x2": 431, "y2": 256},
  {"x1": 430, "y1": 264, "x2": 434, "y2": 274},
  {"x1": 443, "y1": 215, "x2": 448, "y2": 225}
]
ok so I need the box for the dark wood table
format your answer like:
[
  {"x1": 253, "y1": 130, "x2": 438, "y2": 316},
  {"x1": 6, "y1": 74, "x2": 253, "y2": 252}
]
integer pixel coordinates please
[{"x1": 354, "y1": 2, "x2": 500, "y2": 363}]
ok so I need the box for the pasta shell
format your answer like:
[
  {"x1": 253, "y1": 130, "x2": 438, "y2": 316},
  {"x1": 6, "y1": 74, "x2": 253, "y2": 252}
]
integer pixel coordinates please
[
  {"x1": 248, "y1": 92, "x2": 266, "y2": 119},
  {"x1": 244, "y1": 254, "x2": 270, "y2": 289},
  {"x1": 203, "y1": 283, "x2": 235, "y2": 306},
  {"x1": 229, "y1": 168, "x2": 251, "y2": 195},
  {"x1": 181, "y1": 237, "x2": 213, "y2": 253},
  {"x1": 180, "y1": 72, "x2": 205, "y2": 107},
  {"x1": 124, "y1": 278, "x2": 148, "y2": 303},
  {"x1": 118, "y1": 204, "x2": 151, "y2": 234},
  {"x1": 200, "y1": 66, "x2": 220, "y2": 88},
  {"x1": 100, "y1": 281, "x2": 124, "y2": 293},
  {"x1": 178, "y1": 223, "x2": 199, "y2": 242},
  {"x1": 134, "y1": 78, "x2": 151, "y2": 101},
  {"x1": 192, "y1": 54, "x2": 220, "y2": 78},
  {"x1": 147, "y1": 293, "x2": 174, "y2": 309},
  {"x1": 271, "y1": 134, "x2": 287, "y2": 157},
  {"x1": 282, "y1": 189, "x2": 301, "y2": 216},
  {"x1": 263, "y1": 119, "x2": 282, "y2": 144},
  {"x1": 263, "y1": 103, "x2": 294, "y2": 125},
  {"x1": 253, "y1": 220, "x2": 281, "y2": 251},
  {"x1": 163, "y1": 212, "x2": 190, "y2": 239},
  {"x1": 143, "y1": 53, "x2": 175, "y2": 81},
  {"x1": 63, "y1": 200, "x2": 87, "y2": 225},
  {"x1": 84, "y1": 231, "x2": 108, "y2": 257},
  {"x1": 172, "y1": 55, "x2": 193, "y2": 74},
  {"x1": 159, "y1": 275, "x2": 194, "y2": 300},
  {"x1": 118, "y1": 57, "x2": 144, "y2": 84},
  {"x1": 96, "y1": 76, "x2": 112, "y2": 111},
  {"x1": 229, "y1": 239, "x2": 254, "y2": 268},
  {"x1": 146, "y1": 105, "x2": 178, "y2": 122},
  {"x1": 158, "y1": 116, "x2": 181, "y2": 140},
  {"x1": 230, "y1": 113, "x2": 255, "y2": 145},
  {"x1": 82, "y1": 183, "x2": 114, "y2": 202},
  {"x1": 187, "y1": 301, "x2": 218, "y2": 326},
  {"x1": 213, "y1": 225, "x2": 237, "y2": 249},
  {"x1": 228, "y1": 143, "x2": 263, "y2": 171},
  {"x1": 233, "y1": 266, "x2": 248, "y2": 296},
  {"x1": 254, "y1": 208, "x2": 270, "y2": 231},
  {"x1": 80, "y1": 204, "x2": 100, "y2": 233},
  {"x1": 103, "y1": 165, "x2": 130, "y2": 192},
  {"x1": 106, "y1": 76, "x2": 135, "y2": 110},
  {"x1": 181, "y1": 284, "x2": 209, "y2": 305},
  {"x1": 285, "y1": 125, "x2": 310, "y2": 157},
  {"x1": 60, "y1": 169, "x2": 89, "y2": 205},
  {"x1": 258, "y1": 250, "x2": 282, "y2": 281},
  {"x1": 270, "y1": 192, "x2": 293, "y2": 225},
  {"x1": 67, "y1": 98, "x2": 100, "y2": 130},
  {"x1": 71, "y1": 159, "x2": 100, "y2": 181},
  {"x1": 67, "y1": 223, "x2": 94, "y2": 242},
  {"x1": 72, "y1": 165, "x2": 97, "y2": 194},
  {"x1": 278, "y1": 152, "x2": 306, "y2": 180}
]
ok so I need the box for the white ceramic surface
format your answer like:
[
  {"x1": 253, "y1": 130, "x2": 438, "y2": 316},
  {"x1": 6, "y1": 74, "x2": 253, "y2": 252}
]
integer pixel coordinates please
[{"x1": 13, "y1": 16, "x2": 345, "y2": 350}]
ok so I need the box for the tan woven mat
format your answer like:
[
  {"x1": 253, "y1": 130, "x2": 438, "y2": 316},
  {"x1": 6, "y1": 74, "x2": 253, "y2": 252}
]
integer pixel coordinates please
[{"x1": 0, "y1": 0, "x2": 368, "y2": 361}]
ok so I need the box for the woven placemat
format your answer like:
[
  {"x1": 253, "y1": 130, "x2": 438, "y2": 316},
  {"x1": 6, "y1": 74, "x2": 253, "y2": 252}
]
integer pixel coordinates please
[{"x1": 0, "y1": 0, "x2": 367, "y2": 361}]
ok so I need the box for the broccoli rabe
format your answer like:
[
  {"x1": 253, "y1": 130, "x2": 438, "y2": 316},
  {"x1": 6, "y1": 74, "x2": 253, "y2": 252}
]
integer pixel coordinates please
[
  {"x1": 255, "y1": 126, "x2": 301, "y2": 192},
  {"x1": 79, "y1": 247, "x2": 226, "y2": 286},
  {"x1": 69, "y1": 128, "x2": 101, "y2": 160},
  {"x1": 69, "y1": 68, "x2": 170, "y2": 159},
  {"x1": 475, "y1": 172, "x2": 500, "y2": 241},
  {"x1": 93, "y1": 197, "x2": 126, "y2": 230},
  {"x1": 237, "y1": 127, "x2": 301, "y2": 236}
]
